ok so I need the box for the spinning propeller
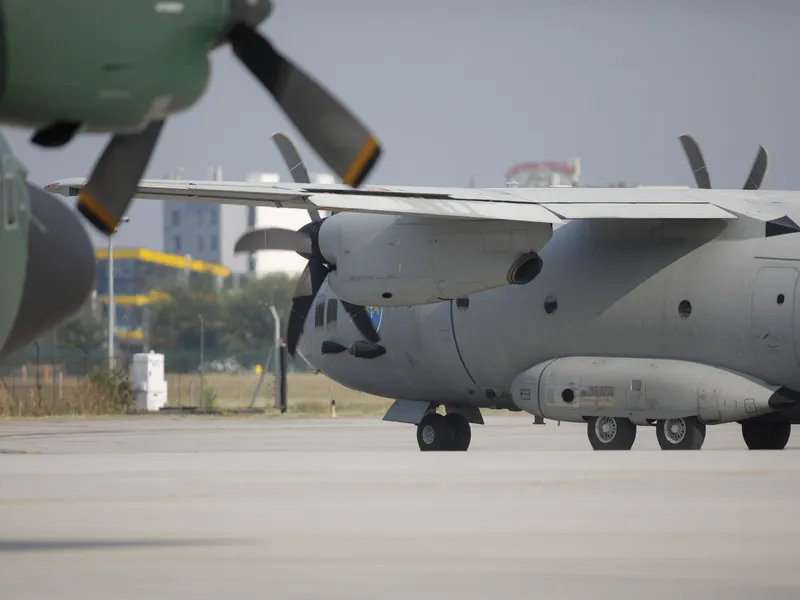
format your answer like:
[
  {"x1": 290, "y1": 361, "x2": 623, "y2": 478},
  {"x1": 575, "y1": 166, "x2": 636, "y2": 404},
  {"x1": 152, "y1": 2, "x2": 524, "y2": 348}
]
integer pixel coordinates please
[
  {"x1": 234, "y1": 132, "x2": 380, "y2": 357},
  {"x1": 678, "y1": 134, "x2": 768, "y2": 190},
  {"x1": 68, "y1": 0, "x2": 381, "y2": 236}
]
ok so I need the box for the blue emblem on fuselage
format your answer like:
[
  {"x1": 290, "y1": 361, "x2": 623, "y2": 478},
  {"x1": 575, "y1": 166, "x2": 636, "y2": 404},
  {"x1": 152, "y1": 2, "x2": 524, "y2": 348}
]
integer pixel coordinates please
[{"x1": 366, "y1": 306, "x2": 383, "y2": 331}]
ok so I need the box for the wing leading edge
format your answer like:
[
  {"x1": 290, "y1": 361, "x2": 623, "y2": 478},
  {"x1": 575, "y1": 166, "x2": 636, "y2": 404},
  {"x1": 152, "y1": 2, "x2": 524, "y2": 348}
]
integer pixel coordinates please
[{"x1": 47, "y1": 177, "x2": 781, "y2": 224}]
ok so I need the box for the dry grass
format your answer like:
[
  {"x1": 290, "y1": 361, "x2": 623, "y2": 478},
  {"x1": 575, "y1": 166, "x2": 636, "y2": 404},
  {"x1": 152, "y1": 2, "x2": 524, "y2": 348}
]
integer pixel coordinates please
[
  {"x1": 0, "y1": 371, "x2": 393, "y2": 419},
  {"x1": 0, "y1": 377, "x2": 130, "y2": 418},
  {"x1": 165, "y1": 371, "x2": 393, "y2": 417}
]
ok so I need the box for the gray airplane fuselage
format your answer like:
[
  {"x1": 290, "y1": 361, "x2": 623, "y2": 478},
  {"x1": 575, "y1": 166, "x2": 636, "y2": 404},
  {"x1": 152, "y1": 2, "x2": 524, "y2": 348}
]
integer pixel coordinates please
[{"x1": 298, "y1": 214, "x2": 800, "y2": 412}]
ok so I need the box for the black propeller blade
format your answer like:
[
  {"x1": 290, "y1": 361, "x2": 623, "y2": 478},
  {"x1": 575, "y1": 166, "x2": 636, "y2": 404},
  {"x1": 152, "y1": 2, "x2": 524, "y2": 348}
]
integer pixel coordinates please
[
  {"x1": 265, "y1": 132, "x2": 380, "y2": 353},
  {"x1": 271, "y1": 132, "x2": 320, "y2": 222},
  {"x1": 678, "y1": 134, "x2": 768, "y2": 191},
  {"x1": 228, "y1": 24, "x2": 381, "y2": 189},
  {"x1": 233, "y1": 227, "x2": 311, "y2": 256},
  {"x1": 678, "y1": 134, "x2": 711, "y2": 189},
  {"x1": 77, "y1": 120, "x2": 164, "y2": 235},
  {"x1": 67, "y1": 0, "x2": 380, "y2": 238},
  {"x1": 743, "y1": 145, "x2": 768, "y2": 190},
  {"x1": 285, "y1": 263, "x2": 320, "y2": 357},
  {"x1": 233, "y1": 221, "x2": 381, "y2": 356},
  {"x1": 341, "y1": 301, "x2": 381, "y2": 344}
]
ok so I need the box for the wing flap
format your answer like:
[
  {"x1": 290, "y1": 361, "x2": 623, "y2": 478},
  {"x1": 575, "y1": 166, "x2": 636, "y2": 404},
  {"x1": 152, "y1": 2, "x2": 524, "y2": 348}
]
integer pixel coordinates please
[
  {"x1": 542, "y1": 202, "x2": 736, "y2": 220},
  {"x1": 309, "y1": 194, "x2": 564, "y2": 223}
]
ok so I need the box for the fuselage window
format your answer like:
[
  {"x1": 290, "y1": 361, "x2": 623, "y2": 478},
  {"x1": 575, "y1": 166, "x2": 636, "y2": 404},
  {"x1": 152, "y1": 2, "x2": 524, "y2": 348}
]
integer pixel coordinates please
[
  {"x1": 314, "y1": 300, "x2": 325, "y2": 328},
  {"x1": 326, "y1": 298, "x2": 338, "y2": 330},
  {"x1": 3, "y1": 170, "x2": 17, "y2": 229},
  {"x1": 3, "y1": 173, "x2": 17, "y2": 229}
]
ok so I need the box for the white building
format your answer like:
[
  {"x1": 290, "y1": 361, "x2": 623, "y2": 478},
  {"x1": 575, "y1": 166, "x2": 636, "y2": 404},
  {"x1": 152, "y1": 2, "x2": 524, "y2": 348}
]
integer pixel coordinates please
[{"x1": 249, "y1": 171, "x2": 334, "y2": 277}]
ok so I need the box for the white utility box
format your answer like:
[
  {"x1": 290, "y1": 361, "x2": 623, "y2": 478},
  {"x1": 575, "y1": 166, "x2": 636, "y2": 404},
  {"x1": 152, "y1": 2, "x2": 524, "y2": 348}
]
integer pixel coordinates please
[{"x1": 129, "y1": 351, "x2": 168, "y2": 411}]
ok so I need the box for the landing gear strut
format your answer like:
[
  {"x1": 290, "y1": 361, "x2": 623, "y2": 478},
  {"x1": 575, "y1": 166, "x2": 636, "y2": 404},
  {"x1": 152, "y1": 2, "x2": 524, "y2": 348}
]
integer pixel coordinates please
[{"x1": 417, "y1": 412, "x2": 471, "y2": 451}]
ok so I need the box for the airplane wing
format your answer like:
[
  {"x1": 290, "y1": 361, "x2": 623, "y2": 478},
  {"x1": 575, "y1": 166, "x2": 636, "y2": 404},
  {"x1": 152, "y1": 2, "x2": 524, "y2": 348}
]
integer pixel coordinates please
[{"x1": 47, "y1": 177, "x2": 800, "y2": 225}]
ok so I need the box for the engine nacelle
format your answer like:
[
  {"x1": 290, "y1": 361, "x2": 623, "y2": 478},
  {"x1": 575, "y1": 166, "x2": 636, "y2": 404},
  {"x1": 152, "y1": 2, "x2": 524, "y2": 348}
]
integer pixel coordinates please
[
  {"x1": 317, "y1": 212, "x2": 551, "y2": 307},
  {"x1": 510, "y1": 357, "x2": 787, "y2": 425}
]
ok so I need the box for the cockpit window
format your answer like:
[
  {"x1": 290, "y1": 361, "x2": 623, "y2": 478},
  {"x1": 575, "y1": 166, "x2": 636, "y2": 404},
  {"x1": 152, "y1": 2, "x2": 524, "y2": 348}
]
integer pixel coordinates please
[
  {"x1": 314, "y1": 299, "x2": 325, "y2": 328},
  {"x1": 326, "y1": 298, "x2": 338, "y2": 330}
]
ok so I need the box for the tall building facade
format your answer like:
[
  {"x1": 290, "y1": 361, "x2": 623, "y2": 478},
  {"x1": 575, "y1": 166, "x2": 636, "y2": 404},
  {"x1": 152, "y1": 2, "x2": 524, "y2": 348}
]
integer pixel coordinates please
[{"x1": 161, "y1": 166, "x2": 250, "y2": 273}]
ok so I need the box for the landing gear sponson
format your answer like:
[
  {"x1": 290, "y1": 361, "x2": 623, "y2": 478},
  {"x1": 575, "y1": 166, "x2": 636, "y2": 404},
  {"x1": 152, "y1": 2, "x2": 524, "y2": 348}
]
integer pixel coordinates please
[{"x1": 383, "y1": 400, "x2": 483, "y2": 451}]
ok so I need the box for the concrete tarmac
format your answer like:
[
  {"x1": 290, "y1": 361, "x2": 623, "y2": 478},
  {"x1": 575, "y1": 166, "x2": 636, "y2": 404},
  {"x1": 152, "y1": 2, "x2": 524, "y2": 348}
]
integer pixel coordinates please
[{"x1": 1, "y1": 415, "x2": 799, "y2": 599}]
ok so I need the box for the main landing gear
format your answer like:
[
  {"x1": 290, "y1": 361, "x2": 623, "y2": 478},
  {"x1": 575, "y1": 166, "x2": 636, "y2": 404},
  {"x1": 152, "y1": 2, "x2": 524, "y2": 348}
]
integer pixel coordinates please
[
  {"x1": 416, "y1": 412, "x2": 471, "y2": 451},
  {"x1": 741, "y1": 420, "x2": 792, "y2": 450},
  {"x1": 586, "y1": 416, "x2": 706, "y2": 450}
]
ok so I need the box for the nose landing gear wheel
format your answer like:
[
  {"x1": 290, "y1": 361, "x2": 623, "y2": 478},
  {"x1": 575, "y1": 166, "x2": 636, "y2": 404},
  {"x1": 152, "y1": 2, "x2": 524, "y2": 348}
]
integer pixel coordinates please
[
  {"x1": 656, "y1": 416, "x2": 706, "y2": 450},
  {"x1": 416, "y1": 413, "x2": 455, "y2": 451},
  {"x1": 587, "y1": 416, "x2": 637, "y2": 450}
]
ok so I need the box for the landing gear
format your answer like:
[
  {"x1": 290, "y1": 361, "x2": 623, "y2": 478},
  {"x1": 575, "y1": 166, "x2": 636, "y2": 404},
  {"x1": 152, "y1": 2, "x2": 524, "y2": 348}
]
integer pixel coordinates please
[
  {"x1": 587, "y1": 416, "x2": 637, "y2": 450},
  {"x1": 656, "y1": 416, "x2": 706, "y2": 450},
  {"x1": 416, "y1": 412, "x2": 472, "y2": 451},
  {"x1": 741, "y1": 420, "x2": 791, "y2": 450},
  {"x1": 445, "y1": 413, "x2": 471, "y2": 451}
]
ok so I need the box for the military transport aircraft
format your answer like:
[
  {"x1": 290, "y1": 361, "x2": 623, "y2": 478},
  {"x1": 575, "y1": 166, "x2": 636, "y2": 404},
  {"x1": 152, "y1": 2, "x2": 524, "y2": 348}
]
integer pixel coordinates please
[
  {"x1": 1, "y1": 0, "x2": 381, "y2": 237},
  {"x1": 0, "y1": 132, "x2": 95, "y2": 360},
  {"x1": 49, "y1": 133, "x2": 800, "y2": 452}
]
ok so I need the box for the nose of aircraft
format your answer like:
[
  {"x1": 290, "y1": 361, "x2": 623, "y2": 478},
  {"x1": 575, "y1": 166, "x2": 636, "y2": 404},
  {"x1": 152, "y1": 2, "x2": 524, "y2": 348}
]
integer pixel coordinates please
[{"x1": 0, "y1": 185, "x2": 96, "y2": 359}]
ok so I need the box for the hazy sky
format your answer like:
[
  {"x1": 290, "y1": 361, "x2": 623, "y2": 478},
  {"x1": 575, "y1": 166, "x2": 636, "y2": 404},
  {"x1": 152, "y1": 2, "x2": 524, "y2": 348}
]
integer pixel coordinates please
[{"x1": 3, "y1": 0, "x2": 799, "y2": 247}]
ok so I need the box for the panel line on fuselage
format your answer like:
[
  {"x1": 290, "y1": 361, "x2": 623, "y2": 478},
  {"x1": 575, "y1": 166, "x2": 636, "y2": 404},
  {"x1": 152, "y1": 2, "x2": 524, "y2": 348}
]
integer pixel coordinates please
[{"x1": 449, "y1": 300, "x2": 477, "y2": 385}]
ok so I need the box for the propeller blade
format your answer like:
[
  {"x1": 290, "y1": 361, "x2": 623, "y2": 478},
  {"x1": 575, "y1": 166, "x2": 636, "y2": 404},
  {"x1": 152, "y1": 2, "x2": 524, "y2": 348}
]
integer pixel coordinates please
[
  {"x1": 743, "y1": 145, "x2": 768, "y2": 190},
  {"x1": 271, "y1": 131, "x2": 319, "y2": 222},
  {"x1": 308, "y1": 254, "x2": 329, "y2": 295},
  {"x1": 77, "y1": 120, "x2": 164, "y2": 235},
  {"x1": 227, "y1": 24, "x2": 381, "y2": 188},
  {"x1": 678, "y1": 134, "x2": 712, "y2": 189},
  {"x1": 233, "y1": 227, "x2": 312, "y2": 255},
  {"x1": 285, "y1": 264, "x2": 313, "y2": 357},
  {"x1": 341, "y1": 301, "x2": 381, "y2": 344}
]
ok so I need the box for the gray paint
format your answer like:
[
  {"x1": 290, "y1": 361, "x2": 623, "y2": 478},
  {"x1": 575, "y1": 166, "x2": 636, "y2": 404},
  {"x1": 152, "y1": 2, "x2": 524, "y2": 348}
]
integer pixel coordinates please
[
  {"x1": 317, "y1": 212, "x2": 551, "y2": 306},
  {"x1": 298, "y1": 213, "x2": 800, "y2": 425}
]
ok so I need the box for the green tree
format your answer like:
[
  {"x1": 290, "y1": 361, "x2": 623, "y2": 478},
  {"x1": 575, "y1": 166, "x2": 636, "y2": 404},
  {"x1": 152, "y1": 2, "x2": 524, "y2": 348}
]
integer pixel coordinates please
[
  {"x1": 149, "y1": 285, "x2": 226, "y2": 370},
  {"x1": 222, "y1": 273, "x2": 298, "y2": 357},
  {"x1": 58, "y1": 302, "x2": 105, "y2": 352}
]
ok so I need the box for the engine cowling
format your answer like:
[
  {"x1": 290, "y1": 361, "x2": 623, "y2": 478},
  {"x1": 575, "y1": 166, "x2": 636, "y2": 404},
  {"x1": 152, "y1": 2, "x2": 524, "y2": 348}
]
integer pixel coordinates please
[{"x1": 317, "y1": 212, "x2": 552, "y2": 307}]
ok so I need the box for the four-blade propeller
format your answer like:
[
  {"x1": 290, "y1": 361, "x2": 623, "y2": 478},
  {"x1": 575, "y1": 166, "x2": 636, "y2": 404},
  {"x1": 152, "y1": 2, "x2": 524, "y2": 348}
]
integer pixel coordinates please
[
  {"x1": 234, "y1": 132, "x2": 380, "y2": 357},
  {"x1": 70, "y1": 0, "x2": 381, "y2": 236},
  {"x1": 678, "y1": 134, "x2": 768, "y2": 190}
]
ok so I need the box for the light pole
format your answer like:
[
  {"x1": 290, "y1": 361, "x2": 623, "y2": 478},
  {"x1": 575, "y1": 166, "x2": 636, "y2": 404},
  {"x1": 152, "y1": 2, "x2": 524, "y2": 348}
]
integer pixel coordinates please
[
  {"x1": 198, "y1": 314, "x2": 204, "y2": 407},
  {"x1": 107, "y1": 216, "x2": 129, "y2": 370}
]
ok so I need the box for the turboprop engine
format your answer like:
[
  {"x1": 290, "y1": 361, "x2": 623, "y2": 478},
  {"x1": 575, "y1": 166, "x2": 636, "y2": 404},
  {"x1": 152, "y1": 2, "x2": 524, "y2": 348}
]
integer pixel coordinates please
[
  {"x1": 235, "y1": 212, "x2": 551, "y2": 356},
  {"x1": 317, "y1": 212, "x2": 550, "y2": 306}
]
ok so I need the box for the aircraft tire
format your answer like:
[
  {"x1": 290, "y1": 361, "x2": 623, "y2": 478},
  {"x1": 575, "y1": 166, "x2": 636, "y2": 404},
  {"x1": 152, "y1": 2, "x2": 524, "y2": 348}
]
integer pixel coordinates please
[
  {"x1": 741, "y1": 420, "x2": 791, "y2": 450},
  {"x1": 417, "y1": 413, "x2": 455, "y2": 451},
  {"x1": 444, "y1": 413, "x2": 471, "y2": 451},
  {"x1": 656, "y1": 417, "x2": 706, "y2": 450},
  {"x1": 587, "y1": 416, "x2": 636, "y2": 450}
]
